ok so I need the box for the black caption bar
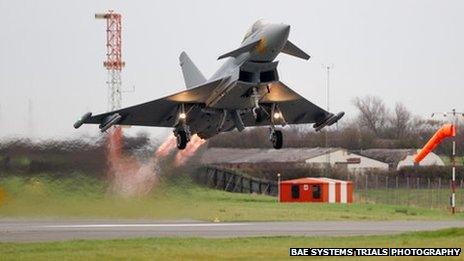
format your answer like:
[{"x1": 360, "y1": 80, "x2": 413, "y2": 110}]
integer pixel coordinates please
[{"x1": 289, "y1": 248, "x2": 461, "y2": 257}]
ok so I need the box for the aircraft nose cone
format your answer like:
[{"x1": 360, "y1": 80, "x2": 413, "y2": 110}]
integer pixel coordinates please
[{"x1": 276, "y1": 24, "x2": 290, "y2": 39}]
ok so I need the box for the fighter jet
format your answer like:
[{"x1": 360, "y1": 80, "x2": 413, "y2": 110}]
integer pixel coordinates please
[{"x1": 74, "y1": 20, "x2": 344, "y2": 149}]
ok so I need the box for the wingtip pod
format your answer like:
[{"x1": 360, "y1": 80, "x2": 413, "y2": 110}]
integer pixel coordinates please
[
  {"x1": 328, "y1": 112, "x2": 345, "y2": 126},
  {"x1": 314, "y1": 111, "x2": 345, "y2": 132},
  {"x1": 73, "y1": 112, "x2": 92, "y2": 129},
  {"x1": 414, "y1": 123, "x2": 455, "y2": 164}
]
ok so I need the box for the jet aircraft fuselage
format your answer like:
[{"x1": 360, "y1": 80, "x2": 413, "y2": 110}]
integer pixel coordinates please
[{"x1": 74, "y1": 20, "x2": 344, "y2": 150}]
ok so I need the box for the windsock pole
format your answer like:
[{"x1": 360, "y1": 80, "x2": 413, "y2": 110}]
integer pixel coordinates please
[
  {"x1": 430, "y1": 109, "x2": 463, "y2": 214},
  {"x1": 451, "y1": 109, "x2": 458, "y2": 214},
  {"x1": 452, "y1": 133, "x2": 456, "y2": 214},
  {"x1": 414, "y1": 122, "x2": 456, "y2": 213}
]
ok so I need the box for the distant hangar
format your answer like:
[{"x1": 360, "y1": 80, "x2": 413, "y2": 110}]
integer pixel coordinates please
[
  {"x1": 201, "y1": 147, "x2": 389, "y2": 174},
  {"x1": 356, "y1": 149, "x2": 445, "y2": 170}
]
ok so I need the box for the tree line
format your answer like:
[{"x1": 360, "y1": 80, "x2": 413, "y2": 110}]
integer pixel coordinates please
[{"x1": 208, "y1": 95, "x2": 464, "y2": 156}]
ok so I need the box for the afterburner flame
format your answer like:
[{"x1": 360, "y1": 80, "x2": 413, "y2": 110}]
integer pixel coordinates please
[
  {"x1": 107, "y1": 127, "x2": 123, "y2": 165},
  {"x1": 107, "y1": 127, "x2": 160, "y2": 197},
  {"x1": 106, "y1": 129, "x2": 205, "y2": 197},
  {"x1": 174, "y1": 134, "x2": 206, "y2": 166},
  {"x1": 155, "y1": 134, "x2": 177, "y2": 157}
]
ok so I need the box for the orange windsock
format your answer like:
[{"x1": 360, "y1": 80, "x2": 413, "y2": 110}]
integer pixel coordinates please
[{"x1": 414, "y1": 123, "x2": 455, "y2": 164}]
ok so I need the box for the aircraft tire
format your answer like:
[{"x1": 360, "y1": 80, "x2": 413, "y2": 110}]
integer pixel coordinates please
[
  {"x1": 272, "y1": 130, "x2": 283, "y2": 149},
  {"x1": 177, "y1": 130, "x2": 188, "y2": 150}
]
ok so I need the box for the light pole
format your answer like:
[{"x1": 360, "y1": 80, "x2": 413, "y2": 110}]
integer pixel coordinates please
[
  {"x1": 277, "y1": 173, "x2": 281, "y2": 203},
  {"x1": 431, "y1": 109, "x2": 463, "y2": 214},
  {"x1": 322, "y1": 64, "x2": 334, "y2": 172}
]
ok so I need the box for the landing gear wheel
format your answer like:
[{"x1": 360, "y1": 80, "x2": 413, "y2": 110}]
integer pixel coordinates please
[
  {"x1": 271, "y1": 130, "x2": 283, "y2": 149},
  {"x1": 176, "y1": 130, "x2": 188, "y2": 150}
]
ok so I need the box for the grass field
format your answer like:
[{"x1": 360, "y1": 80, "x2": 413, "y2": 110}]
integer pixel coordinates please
[
  {"x1": 0, "y1": 173, "x2": 463, "y2": 221},
  {"x1": 0, "y1": 228, "x2": 463, "y2": 260},
  {"x1": 357, "y1": 187, "x2": 464, "y2": 210}
]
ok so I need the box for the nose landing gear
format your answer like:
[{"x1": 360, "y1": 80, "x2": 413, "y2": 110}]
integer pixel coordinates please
[{"x1": 268, "y1": 103, "x2": 285, "y2": 149}]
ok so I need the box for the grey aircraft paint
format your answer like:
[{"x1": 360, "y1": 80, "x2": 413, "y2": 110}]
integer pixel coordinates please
[{"x1": 74, "y1": 20, "x2": 344, "y2": 149}]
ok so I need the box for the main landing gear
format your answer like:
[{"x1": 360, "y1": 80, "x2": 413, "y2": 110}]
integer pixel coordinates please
[
  {"x1": 175, "y1": 129, "x2": 189, "y2": 149},
  {"x1": 270, "y1": 128, "x2": 283, "y2": 149},
  {"x1": 174, "y1": 104, "x2": 191, "y2": 150}
]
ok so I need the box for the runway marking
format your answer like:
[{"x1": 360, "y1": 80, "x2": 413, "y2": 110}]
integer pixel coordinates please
[{"x1": 40, "y1": 223, "x2": 250, "y2": 228}]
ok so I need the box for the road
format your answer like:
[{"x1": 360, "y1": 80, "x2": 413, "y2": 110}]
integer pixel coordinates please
[{"x1": 0, "y1": 219, "x2": 463, "y2": 242}]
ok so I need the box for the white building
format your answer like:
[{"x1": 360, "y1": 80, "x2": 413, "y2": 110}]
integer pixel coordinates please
[
  {"x1": 357, "y1": 149, "x2": 445, "y2": 170},
  {"x1": 396, "y1": 150, "x2": 444, "y2": 170},
  {"x1": 304, "y1": 149, "x2": 389, "y2": 173},
  {"x1": 201, "y1": 147, "x2": 389, "y2": 174}
]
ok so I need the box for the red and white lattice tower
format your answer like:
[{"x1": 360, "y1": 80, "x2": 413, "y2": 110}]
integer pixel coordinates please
[{"x1": 95, "y1": 10, "x2": 125, "y2": 110}]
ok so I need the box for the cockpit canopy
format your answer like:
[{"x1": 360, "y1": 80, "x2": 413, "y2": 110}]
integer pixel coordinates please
[{"x1": 242, "y1": 19, "x2": 268, "y2": 42}]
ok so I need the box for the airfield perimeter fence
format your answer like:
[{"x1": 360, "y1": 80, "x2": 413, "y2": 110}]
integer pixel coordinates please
[
  {"x1": 193, "y1": 166, "x2": 278, "y2": 196},
  {"x1": 351, "y1": 174, "x2": 464, "y2": 211},
  {"x1": 195, "y1": 166, "x2": 463, "y2": 210}
]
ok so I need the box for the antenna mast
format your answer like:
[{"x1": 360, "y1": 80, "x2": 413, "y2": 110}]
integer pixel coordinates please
[{"x1": 95, "y1": 10, "x2": 125, "y2": 110}]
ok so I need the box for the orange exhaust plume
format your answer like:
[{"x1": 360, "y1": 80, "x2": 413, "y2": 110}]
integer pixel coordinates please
[
  {"x1": 155, "y1": 134, "x2": 177, "y2": 157},
  {"x1": 174, "y1": 134, "x2": 206, "y2": 166},
  {"x1": 106, "y1": 129, "x2": 205, "y2": 197},
  {"x1": 106, "y1": 127, "x2": 153, "y2": 196},
  {"x1": 107, "y1": 127, "x2": 123, "y2": 177},
  {"x1": 414, "y1": 123, "x2": 455, "y2": 164}
]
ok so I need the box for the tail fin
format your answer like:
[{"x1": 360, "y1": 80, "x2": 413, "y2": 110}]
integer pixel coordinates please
[{"x1": 179, "y1": 52, "x2": 206, "y2": 89}]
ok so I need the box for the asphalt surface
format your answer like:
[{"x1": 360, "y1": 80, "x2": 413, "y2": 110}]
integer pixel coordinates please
[{"x1": 1, "y1": 219, "x2": 463, "y2": 242}]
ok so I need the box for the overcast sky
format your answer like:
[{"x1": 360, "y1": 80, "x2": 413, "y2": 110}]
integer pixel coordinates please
[{"x1": 1, "y1": 0, "x2": 463, "y2": 140}]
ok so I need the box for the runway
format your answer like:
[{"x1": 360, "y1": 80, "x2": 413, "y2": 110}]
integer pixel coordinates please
[{"x1": 1, "y1": 219, "x2": 463, "y2": 242}]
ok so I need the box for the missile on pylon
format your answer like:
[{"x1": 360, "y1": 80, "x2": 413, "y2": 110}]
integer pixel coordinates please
[{"x1": 99, "y1": 113, "x2": 122, "y2": 132}]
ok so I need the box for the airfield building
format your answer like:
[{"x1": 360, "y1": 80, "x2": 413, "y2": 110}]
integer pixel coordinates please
[
  {"x1": 356, "y1": 149, "x2": 445, "y2": 170},
  {"x1": 201, "y1": 147, "x2": 389, "y2": 174},
  {"x1": 279, "y1": 177, "x2": 353, "y2": 203}
]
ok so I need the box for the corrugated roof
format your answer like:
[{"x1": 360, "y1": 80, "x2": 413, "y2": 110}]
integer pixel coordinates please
[
  {"x1": 201, "y1": 147, "x2": 340, "y2": 165},
  {"x1": 356, "y1": 149, "x2": 417, "y2": 166},
  {"x1": 280, "y1": 177, "x2": 351, "y2": 184}
]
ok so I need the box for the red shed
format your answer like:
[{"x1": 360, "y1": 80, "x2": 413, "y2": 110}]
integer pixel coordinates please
[{"x1": 279, "y1": 177, "x2": 353, "y2": 203}]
